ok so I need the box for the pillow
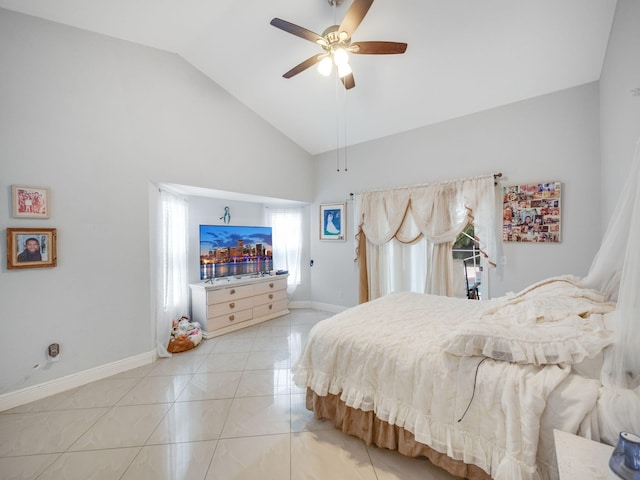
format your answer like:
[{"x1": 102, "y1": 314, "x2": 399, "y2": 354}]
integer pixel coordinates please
[{"x1": 441, "y1": 312, "x2": 614, "y2": 366}]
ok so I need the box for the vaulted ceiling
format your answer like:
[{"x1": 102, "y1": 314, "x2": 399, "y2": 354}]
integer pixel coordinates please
[{"x1": 0, "y1": 0, "x2": 617, "y2": 155}]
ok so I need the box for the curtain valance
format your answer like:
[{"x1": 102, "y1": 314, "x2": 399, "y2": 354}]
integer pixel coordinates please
[{"x1": 355, "y1": 175, "x2": 498, "y2": 266}]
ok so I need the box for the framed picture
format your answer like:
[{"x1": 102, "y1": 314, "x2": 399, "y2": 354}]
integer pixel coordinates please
[
  {"x1": 320, "y1": 203, "x2": 346, "y2": 241},
  {"x1": 502, "y1": 181, "x2": 561, "y2": 243},
  {"x1": 12, "y1": 185, "x2": 50, "y2": 218},
  {"x1": 7, "y1": 228, "x2": 57, "y2": 269}
]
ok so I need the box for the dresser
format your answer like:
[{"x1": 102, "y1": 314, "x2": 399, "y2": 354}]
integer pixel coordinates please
[{"x1": 190, "y1": 274, "x2": 289, "y2": 338}]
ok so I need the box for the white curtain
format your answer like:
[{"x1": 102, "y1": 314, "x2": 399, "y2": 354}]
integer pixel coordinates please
[
  {"x1": 581, "y1": 140, "x2": 640, "y2": 444},
  {"x1": 354, "y1": 175, "x2": 497, "y2": 302},
  {"x1": 271, "y1": 207, "x2": 303, "y2": 296},
  {"x1": 157, "y1": 190, "x2": 189, "y2": 357}
]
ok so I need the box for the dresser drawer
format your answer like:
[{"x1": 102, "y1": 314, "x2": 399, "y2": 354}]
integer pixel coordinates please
[
  {"x1": 253, "y1": 299, "x2": 288, "y2": 318},
  {"x1": 207, "y1": 284, "x2": 254, "y2": 304},
  {"x1": 253, "y1": 288, "x2": 287, "y2": 307},
  {"x1": 253, "y1": 278, "x2": 287, "y2": 295},
  {"x1": 208, "y1": 308, "x2": 253, "y2": 331},
  {"x1": 207, "y1": 297, "x2": 253, "y2": 318}
]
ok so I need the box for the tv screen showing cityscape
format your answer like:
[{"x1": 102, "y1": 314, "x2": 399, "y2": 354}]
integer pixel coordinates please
[{"x1": 199, "y1": 225, "x2": 273, "y2": 280}]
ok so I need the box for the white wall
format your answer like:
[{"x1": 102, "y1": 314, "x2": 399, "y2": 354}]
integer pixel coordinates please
[
  {"x1": 599, "y1": 0, "x2": 640, "y2": 224},
  {"x1": 310, "y1": 83, "x2": 602, "y2": 306},
  {"x1": 0, "y1": 9, "x2": 313, "y2": 396}
]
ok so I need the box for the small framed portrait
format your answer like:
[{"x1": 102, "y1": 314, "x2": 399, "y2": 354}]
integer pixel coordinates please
[
  {"x1": 7, "y1": 228, "x2": 57, "y2": 269},
  {"x1": 320, "y1": 203, "x2": 346, "y2": 241},
  {"x1": 12, "y1": 185, "x2": 50, "y2": 218}
]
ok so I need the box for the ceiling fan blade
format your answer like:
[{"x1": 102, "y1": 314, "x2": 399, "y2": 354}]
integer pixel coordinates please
[
  {"x1": 270, "y1": 18, "x2": 326, "y2": 45},
  {"x1": 283, "y1": 54, "x2": 326, "y2": 79},
  {"x1": 351, "y1": 41, "x2": 408, "y2": 54},
  {"x1": 341, "y1": 72, "x2": 355, "y2": 90},
  {"x1": 339, "y1": 0, "x2": 374, "y2": 37}
]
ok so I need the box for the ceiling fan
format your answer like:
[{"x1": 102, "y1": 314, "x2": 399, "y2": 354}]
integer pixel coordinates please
[{"x1": 270, "y1": 0, "x2": 407, "y2": 90}]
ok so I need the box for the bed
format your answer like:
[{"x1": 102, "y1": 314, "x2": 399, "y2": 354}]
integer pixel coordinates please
[{"x1": 292, "y1": 276, "x2": 616, "y2": 480}]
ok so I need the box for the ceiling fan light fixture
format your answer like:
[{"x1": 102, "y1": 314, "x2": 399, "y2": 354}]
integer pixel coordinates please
[
  {"x1": 337, "y1": 62, "x2": 352, "y2": 78},
  {"x1": 270, "y1": 0, "x2": 407, "y2": 90},
  {"x1": 333, "y1": 47, "x2": 349, "y2": 66},
  {"x1": 318, "y1": 56, "x2": 333, "y2": 76}
]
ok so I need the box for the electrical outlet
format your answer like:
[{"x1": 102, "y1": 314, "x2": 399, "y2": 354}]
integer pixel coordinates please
[{"x1": 48, "y1": 343, "x2": 60, "y2": 358}]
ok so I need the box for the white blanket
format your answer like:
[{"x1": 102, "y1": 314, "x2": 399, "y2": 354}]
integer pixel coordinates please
[{"x1": 293, "y1": 287, "x2": 610, "y2": 480}]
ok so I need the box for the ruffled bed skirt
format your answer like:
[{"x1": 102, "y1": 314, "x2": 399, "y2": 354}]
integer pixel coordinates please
[{"x1": 306, "y1": 388, "x2": 492, "y2": 480}]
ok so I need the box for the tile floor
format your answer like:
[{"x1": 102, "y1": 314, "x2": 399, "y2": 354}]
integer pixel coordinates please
[{"x1": 0, "y1": 309, "x2": 460, "y2": 480}]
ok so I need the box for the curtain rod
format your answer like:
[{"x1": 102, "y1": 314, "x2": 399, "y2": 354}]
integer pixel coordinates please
[{"x1": 349, "y1": 172, "x2": 503, "y2": 197}]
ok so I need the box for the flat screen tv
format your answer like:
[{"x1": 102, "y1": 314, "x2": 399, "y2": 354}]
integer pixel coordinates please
[{"x1": 199, "y1": 225, "x2": 273, "y2": 280}]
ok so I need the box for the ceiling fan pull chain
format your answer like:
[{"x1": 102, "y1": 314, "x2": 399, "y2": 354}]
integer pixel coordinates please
[
  {"x1": 336, "y1": 72, "x2": 341, "y2": 172},
  {"x1": 344, "y1": 87, "x2": 348, "y2": 172}
]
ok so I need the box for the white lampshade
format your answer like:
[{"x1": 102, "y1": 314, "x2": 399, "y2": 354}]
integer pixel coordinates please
[
  {"x1": 317, "y1": 56, "x2": 333, "y2": 76},
  {"x1": 337, "y1": 62, "x2": 352, "y2": 78},
  {"x1": 333, "y1": 48, "x2": 349, "y2": 66}
]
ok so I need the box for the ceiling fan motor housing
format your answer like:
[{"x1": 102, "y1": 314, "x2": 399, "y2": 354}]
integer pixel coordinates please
[{"x1": 321, "y1": 25, "x2": 351, "y2": 50}]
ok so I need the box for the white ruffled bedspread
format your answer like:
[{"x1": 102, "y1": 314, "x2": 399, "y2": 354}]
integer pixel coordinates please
[{"x1": 293, "y1": 279, "x2": 614, "y2": 480}]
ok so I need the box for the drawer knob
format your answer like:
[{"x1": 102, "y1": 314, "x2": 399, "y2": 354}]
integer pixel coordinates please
[
  {"x1": 269, "y1": 294, "x2": 274, "y2": 299},
  {"x1": 229, "y1": 315, "x2": 235, "y2": 321},
  {"x1": 229, "y1": 302, "x2": 235, "y2": 309},
  {"x1": 268, "y1": 304, "x2": 273, "y2": 310},
  {"x1": 230, "y1": 289, "x2": 236, "y2": 295},
  {"x1": 269, "y1": 283, "x2": 274, "y2": 288}
]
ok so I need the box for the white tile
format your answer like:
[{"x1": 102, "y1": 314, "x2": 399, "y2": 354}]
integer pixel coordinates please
[
  {"x1": 211, "y1": 338, "x2": 254, "y2": 354},
  {"x1": 57, "y1": 377, "x2": 140, "y2": 409},
  {"x1": 262, "y1": 316, "x2": 291, "y2": 328},
  {"x1": 236, "y1": 369, "x2": 292, "y2": 397},
  {"x1": 289, "y1": 310, "x2": 332, "y2": 326},
  {"x1": 290, "y1": 393, "x2": 335, "y2": 433},
  {"x1": 69, "y1": 404, "x2": 170, "y2": 450},
  {"x1": 1, "y1": 389, "x2": 78, "y2": 414},
  {"x1": 196, "y1": 352, "x2": 249, "y2": 374},
  {"x1": 117, "y1": 375, "x2": 192, "y2": 405},
  {"x1": 177, "y1": 371, "x2": 242, "y2": 402},
  {"x1": 218, "y1": 326, "x2": 260, "y2": 340},
  {"x1": 251, "y1": 335, "x2": 291, "y2": 352},
  {"x1": 257, "y1": 324, "x2": 291, "y2": 337},
  {"x1": 244, "y1": 349, "x2": 291, "y2": 370},
  {"x1": 121, "y1": 441, "x2": 217, "y2": 480},
  {"x1": 0, "y1": 408, "x2": 107, "y2": 456},
  {"x1": 38, "y1": 447, "x2": 140, "y2": 480},
  {"x1": 148, "y1": 355, "x2": 206, "y2": 376},
  {"x1": 221, "y1": 395, "x2": 290, "y2": 438},
  {"x1": 206, "y1": 434, "x2": 290, "y2": 480},
  {"x1": 0, "y1": 454, "x2": 59, "y2": 480},
  {"x1": 291, "y1": 430, "x2": 377, "y2": 480},
  {"x1": 367, "y1": 444, "x2": 462, "y2": 480},
  {"x1": 146, "y1": 399, "x2": 232, "y2": 444}
]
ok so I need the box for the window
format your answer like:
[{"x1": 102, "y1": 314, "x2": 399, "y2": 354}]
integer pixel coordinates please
[
  {"x1": 270, "y1": 208, "x2": 303, "y2": 296},
  {"x1": 452, "y1": 224, "x2": 484, "y2": 299}
]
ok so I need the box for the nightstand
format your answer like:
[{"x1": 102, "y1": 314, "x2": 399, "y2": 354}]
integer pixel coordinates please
[{"x1": 554, "y1": 429, "x2": 618, "y2": 479}]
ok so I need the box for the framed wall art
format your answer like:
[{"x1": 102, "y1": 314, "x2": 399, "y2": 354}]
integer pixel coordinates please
[
  {"x1": 320, "y1": 203, "x2": 346, "y2": 241},
  {"x1": 502, "y1": 182, "x2": 561, "y2": 243},
  {"x1": 12, "y1": 185, "x2": 50, "y2": 218},
  {"x1": 7, "y1": 228, "x2": 57, "y2": 269}
]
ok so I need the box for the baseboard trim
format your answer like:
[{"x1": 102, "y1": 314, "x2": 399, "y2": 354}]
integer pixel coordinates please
[
  {"x1": 287, "y1": 300, "x2": 312, "y2": 309},
  {"x1": 308, "y1": 301, "x2": 348, "y2": 314},
  {"x1": 0, "y1": 350, "x2": 156, "y2": 412}
]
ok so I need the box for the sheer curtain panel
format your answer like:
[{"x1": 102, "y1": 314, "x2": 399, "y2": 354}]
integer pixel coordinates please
[
  {"x1": 156, "y1": 190, "x2": 189, "y2": 357},
  {"x1": 271, "y1": 207, "x2": 303, "y2": 296}
]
